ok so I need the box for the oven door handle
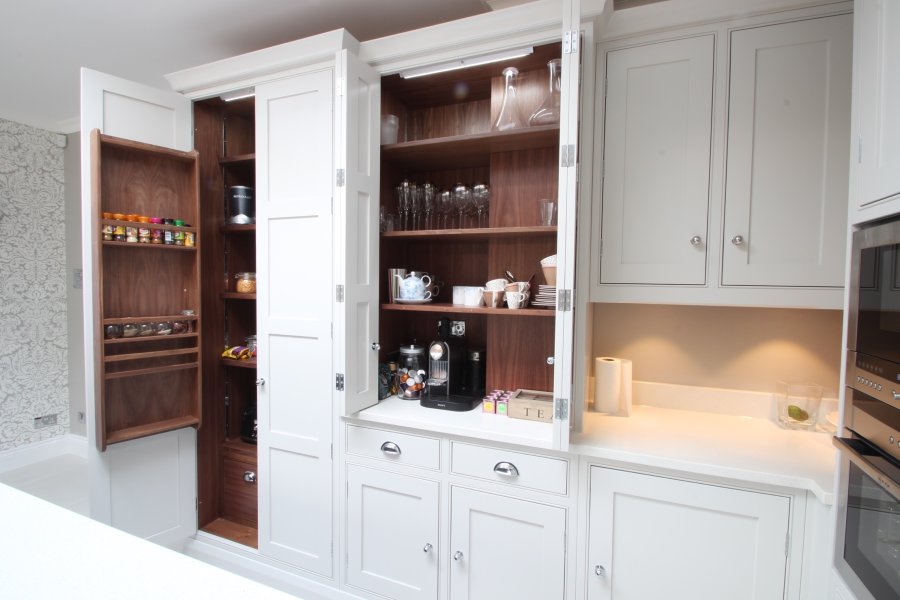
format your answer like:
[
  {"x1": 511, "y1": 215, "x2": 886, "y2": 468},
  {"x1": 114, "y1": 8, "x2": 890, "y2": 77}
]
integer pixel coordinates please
[{"x1": 833, "y1": 436, "x2": 900, "y2": 496}]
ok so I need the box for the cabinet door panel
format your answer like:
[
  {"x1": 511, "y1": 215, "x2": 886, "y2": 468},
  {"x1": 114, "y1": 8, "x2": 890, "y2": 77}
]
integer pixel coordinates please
[
  {"x1": 599, "y1": 35, "x2": 713, "y2": 285},
  {"x1": 588, "y1": 467, "x2": 790, "y2": 600},
  {"x1": 722, "y1": 15, "x2": 851, "y2": 287},
  {"x1": 346, "y1": 466, "x2": 439, "y2": 600},
  {"x1": 256, "y1": 69, "x2": 335, "y2": 576},
  {"x1": 450, "y1": 487, "x2": 566, "y2": 600},
  {"x1": 853, "y1": 0, "x2": 900, "y2": 210}
]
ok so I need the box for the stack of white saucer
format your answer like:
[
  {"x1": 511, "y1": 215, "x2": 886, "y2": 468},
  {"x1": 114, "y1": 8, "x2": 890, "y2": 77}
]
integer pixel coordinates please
[{"x1": 532, "y1": 284, "x2": 557, "y2": 307}]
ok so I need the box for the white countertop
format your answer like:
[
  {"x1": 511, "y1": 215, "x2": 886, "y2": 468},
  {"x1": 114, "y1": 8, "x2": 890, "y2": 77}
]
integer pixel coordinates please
[
  {"x1": 0, "y1": 484, "x2": 299, "y2": 600},
  {"x1": 573, "y1": 405, "x2": 836, "y2": 504},
  {"x1": 353, "y1": 382, "x2": 837, "y2": 504}
]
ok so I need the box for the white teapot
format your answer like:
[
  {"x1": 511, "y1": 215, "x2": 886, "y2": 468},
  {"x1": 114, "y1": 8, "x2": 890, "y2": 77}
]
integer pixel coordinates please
[{"x1": 395, "y1": 272, "x2": 432, "y2": 300}]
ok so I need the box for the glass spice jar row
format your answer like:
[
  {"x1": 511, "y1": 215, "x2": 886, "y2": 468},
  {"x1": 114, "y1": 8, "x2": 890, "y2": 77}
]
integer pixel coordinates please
[
  {"x1": 101, "y1": 212, "x2": 195, "y2": 247},
  {"x1": 105, "y1": 310, "x2": 196, "y2": 340}
]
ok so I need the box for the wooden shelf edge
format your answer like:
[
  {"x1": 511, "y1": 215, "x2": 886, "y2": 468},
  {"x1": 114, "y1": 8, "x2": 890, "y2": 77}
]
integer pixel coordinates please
[
  {"x1": 104, "y1": 347, "x2": 198, "y2": 363},
  {"x1": 97, "y1": 131, "x2": 198, "y2": 162},
  {"x1": 221, "y1": 292, "x2": 257, "y2": 300},
  {"x1": 382, "y1": 226, "x2": 557, "y2": 240},
  {"x1": 104, "y1": 332, "x2": 198, "y2": 344},
  {"x1": 382, "y1": 124, "x2": 559, "y2": 153},
  {"x1": 105, "y1": 361, "x2": 199, "y2": 380},
  {"x1": 105, "y1": 416, "x2": 200, "y2": 446},
  {"x1": 381, "y1": 303, "x2": 554, "y2": 317},
  {"x1": 220, "y1": 358, "x2": 257, "y2": 369},
  {"x1": 219, "y1": 153, "x2": 256, "y2": 165},
  {"x1": 102, "y1": 240, "x2": 197, "y2": 251}
]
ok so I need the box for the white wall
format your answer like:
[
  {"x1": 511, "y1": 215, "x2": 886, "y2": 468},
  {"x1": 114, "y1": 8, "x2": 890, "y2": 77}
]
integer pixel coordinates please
[
  {"x1": 0, "y1": 118, "x2": 69, "y2": 450},
  {"x1": 65, "y1": 131, "x2": 84, "y2": 437}
]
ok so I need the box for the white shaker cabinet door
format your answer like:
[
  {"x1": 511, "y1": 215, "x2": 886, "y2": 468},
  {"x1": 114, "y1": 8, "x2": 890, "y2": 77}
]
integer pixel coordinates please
[
  {"x1": 255, "y1": 68, "x2": 336, "y2": 576},
  {"x1": 851, "y1": 0, "x2": 900, "y2": 219},
  {"x1": 587, "y1": 467, "x2": 790, "y2": 600},
  {"x1": 722, "y1": 15, "x2": 851, "y2": 287},
  {"x1": 346, "y1": 466, "x2": 439, "y2": 600},
  {"x1": 449, "y1": 487, "x2": 566, "y2": 600},
  {"x1": 598, "y1": 35, "x2": 714, "y2": 285}
]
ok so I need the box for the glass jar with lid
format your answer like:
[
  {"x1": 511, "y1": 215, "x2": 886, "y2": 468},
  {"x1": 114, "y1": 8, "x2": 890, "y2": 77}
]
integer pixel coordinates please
[{"x1": 397, "y1": 344, "x2": 428, "y2": 400}]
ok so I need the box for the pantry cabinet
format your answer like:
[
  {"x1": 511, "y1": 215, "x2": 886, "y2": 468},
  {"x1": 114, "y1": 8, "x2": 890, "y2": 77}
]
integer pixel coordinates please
[
  {"x1": 586, "y1": 467, "x2": 792, "y2": 600},
  {"x1": 592, "y1": 8, "x2": 851, "y2": 307},
  {"x1": 848, "y1": 0, "x2": 900, "y2": 223}
]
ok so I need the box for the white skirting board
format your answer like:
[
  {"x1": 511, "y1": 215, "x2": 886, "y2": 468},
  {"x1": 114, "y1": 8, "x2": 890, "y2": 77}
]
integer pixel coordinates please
[{"x1": 0, "y1": 434, "x2": 87, "y2": 473}]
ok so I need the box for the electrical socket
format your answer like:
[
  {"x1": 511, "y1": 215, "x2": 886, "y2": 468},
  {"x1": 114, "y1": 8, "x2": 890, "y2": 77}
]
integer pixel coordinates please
[
  {"x1": 34, "y1": 413, "x2": 58, "y2": 429},
  {"x1": 450, "y1": 321, "x2": 466, "y2": 337}
]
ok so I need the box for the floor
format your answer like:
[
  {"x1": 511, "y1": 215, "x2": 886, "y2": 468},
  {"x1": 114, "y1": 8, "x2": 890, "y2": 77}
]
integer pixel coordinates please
[{"x1": 0, "y1": 453, "x2": 89, "y2": 515}]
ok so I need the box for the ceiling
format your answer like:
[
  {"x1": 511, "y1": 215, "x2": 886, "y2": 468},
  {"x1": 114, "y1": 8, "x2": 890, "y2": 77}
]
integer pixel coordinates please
[{"x1": 0, "y1": 0, "x2": 508, "y2": 133}]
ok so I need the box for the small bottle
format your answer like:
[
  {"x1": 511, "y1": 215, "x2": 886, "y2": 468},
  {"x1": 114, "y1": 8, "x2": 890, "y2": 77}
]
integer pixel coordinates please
[
  {"x1": 113, "y1": 225, "x2": 126, "y2": 242},
  {"x1": 150, "y1": 217, "x2": 163, "y2": 244},
  {"x1": 125, "y1": 226, "x2": 138, "y2": 243},
  {"x1": 173, "y1": 219, "x2": 185, "y2": 246},
  {"x1": 102, "y1": 223, "x2": 113, "y2": 241},
  {"x1": 184, "y1": 226, "x2": 195, "y2": 247},
  {"x1": 163, "y1": 219, "x2": 174, "y2": 245}
]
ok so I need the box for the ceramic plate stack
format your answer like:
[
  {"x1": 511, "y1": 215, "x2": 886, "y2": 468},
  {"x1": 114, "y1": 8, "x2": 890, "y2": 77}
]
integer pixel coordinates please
[{"x1": 532, "y1": 284, "x2": 557, "y2": 307}]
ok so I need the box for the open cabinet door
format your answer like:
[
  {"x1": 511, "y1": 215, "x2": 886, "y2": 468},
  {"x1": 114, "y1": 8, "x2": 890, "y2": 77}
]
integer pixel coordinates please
[
  {"x1": 553, "y1": 0, "x2": 583, "y2": 452},
  {"x1": 255, "y1": 68, "x2": 336, "y2": 576},
  {"x1": 79, "y1": 68, "x2": 197, "y2": 547},
  {"x1": 335, "y1": 50, "x2": 381, "y2": 416}
]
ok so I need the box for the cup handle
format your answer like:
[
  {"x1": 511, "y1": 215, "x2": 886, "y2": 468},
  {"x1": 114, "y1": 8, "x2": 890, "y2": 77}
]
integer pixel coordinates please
[
  {"x1": 431, "y1": 286, "x2": 440, "y2": 297},
  {"x1": 421, "y1": 275, "x2": 431, "y2": 287},
  {"x1": 423, "y1": 290, "x2": 432, "y2": 300}
]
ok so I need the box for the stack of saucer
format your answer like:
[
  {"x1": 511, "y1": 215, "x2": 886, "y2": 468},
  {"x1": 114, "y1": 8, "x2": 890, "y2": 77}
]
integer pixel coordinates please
[{"x1": 532, "y1": 285, "x2": 557, "y2": 307}]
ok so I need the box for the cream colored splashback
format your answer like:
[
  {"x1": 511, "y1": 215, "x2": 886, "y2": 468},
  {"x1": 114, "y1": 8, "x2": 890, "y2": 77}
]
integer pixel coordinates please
[{"x1": 591, "y1": 303, "x2": 842, "y2": 397}]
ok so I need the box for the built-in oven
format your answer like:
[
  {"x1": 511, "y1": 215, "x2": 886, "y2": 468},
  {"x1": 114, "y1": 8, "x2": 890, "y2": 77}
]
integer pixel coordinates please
[{"x1": 836, "y1": 216, "x2": 900, "y2": 600}]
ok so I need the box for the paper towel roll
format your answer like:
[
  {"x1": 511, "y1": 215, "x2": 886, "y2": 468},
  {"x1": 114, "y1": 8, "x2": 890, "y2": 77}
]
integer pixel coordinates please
[{"x1": 594, "y1": 357, "x2": 633, "y2": 415}]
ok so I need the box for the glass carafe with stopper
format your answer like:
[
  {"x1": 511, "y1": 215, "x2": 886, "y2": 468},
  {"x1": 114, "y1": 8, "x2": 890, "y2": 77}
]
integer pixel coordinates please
[
  {"x1": 529, "y1": 58, "x2": 562, "y2": 126},
  {"x1": 493, "y1": 67, "x2": 524, "y2": 131}
]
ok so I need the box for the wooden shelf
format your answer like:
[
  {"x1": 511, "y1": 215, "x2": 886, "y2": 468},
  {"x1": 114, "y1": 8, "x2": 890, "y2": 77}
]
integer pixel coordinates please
[
  {"x1": 102, "y1": 240, "x2": 197, "y2": 251},
  {"x1": 221, "y1": 223, "x2": 256, "y2": 233},
  {"x1": 221, "y1": 358, "x2": 257, "y2": 369},
  {"x1": 106, "y1": 415, "x2": 201, "y2": 445},
  {"x1": 104, "y1": 347, "x2": 198, "y2": 363},
  {"x1": 381, "y1": 125, "x2": 560, "y2": 171},
  {"x1": 221, "y1": 292, "x2": 257, "y2": 300},
  {"x1": 104, "y1": 332, "x2": 199, "y2": 344},
  {"x1": 382, "y1": 302, "x2": 554, "y2": 317},
  {"x1": 219, "y1": 153, "x2": 255, "y2": 166},
  {"x1": 222, "y1": 438, "x2": 257, "y2": 460},
  {"x1": 103, "y1": 315, "x2": 198, "y2": 325},
  {"x1": 104, "y1": 361, "x2": 199, "y2": 380},
  {"x1": 382, "y1": 226, "x2": 556, "y2": 241}
]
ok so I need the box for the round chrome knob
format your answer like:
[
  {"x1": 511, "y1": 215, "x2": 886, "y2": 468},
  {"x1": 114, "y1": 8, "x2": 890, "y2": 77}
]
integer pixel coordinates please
[
  {"x1": 547, "y1": 356, "x2": 555, "y2": 365},
  {"x1": 690, "y1": 235, "x2": 703, "y2": 246},
  {"x1": 243, "y1": 471, "x2": 257, "y2": 484},
  {"x1": 423, "y1": 543, "x2": 433, "y2": 553},
  {"x1": 731, "y1": 235, "x2": 745, "y2": 246},
  {"x1": 255, "y1": 378, "x2": 265, "y2": 387},
  {"x1": 595, "y1": 565, "x2": 606, "y2": 577},
  {"x1": 453, "y1": 550, "x2": 464, "y2": 561},
  {"x1": 372, "y1": 342, "x2": 381, "y2": 351}
]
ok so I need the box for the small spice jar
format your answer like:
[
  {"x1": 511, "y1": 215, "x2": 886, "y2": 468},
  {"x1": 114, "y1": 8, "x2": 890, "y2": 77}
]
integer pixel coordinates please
[
  {"x1": 150, "y1": 217, "x2": 163, "y2": 244},
  {"x1": 122, "y1": 323, "x2": 140, "y2": 338},
  {"x1": 113, "y1": 225, "x2": 126, "y2": 242},
  {"x1": 138, "y1": 323, "x2": 154, "y2": 336},
  {"x1": 173, "y1": 219, "x2": 185, "y2": 246},
  {"x1": 125, "y1": 226, "x2": 138, "y2": 243},
  {"x1": 112, "y1": 213, "x2": 125, "y2": 221},
  {"x1": 235, "y1": 272, "x2": 256, "y2": 294},
  {"x1": 102, "y1": 223, "x2": 114, "y2": 241},
  {"x1": 155, "y1": 321, "x2": 173, "y2": 336},
  {"x1": 138, "y1": 216, "x2": 151, "y2": 243},
  {"x1": 245, "y1": 335, "x2": 257, "y2": 356},
  {"x1": 105, "y1": 324, "x2": 123, "y2": 339},
  {"x1": 163, "y1": 218, "x2": 175, "y2": 245},
  {"x1": 181, "y1": 309, "x2": 195, "y2": 333},
  {"x1": 184, "y1": 226, "x2": 195, "y2": 247}
]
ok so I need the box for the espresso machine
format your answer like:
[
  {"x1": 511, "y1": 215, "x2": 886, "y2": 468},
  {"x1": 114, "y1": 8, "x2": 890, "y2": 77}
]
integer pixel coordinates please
[{"x1": 421, "y1": 318, "x2": 481, "y2": 411}]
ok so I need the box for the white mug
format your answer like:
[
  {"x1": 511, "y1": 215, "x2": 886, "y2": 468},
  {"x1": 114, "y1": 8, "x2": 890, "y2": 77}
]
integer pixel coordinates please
[{"x1": 505, "y1": 291, "x2": 528, "y2": 309}]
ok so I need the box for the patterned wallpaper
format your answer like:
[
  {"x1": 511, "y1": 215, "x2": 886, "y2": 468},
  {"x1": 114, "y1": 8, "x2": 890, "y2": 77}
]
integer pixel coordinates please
[{"x1": 0, "y1": 119, "x2": 69, "y2": 451}]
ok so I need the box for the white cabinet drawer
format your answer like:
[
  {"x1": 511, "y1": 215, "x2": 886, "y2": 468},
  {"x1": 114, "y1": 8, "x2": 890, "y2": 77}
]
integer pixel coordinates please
[
  {"x1": 346, "y1": 425, "x2": 440, "y2": 470},
  {"x1": 450, "y1": 442, "x2": 569, "y2": 495}
]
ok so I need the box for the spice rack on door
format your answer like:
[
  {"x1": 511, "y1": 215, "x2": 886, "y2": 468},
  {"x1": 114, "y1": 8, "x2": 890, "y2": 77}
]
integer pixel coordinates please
[{"x1": 91, "y1": 129, "x2": 202, "y2": 451}]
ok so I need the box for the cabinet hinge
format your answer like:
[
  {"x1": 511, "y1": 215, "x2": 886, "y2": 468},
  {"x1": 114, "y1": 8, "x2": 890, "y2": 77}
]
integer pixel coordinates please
[
  {"x1": 336, "y1": 373, "x2": 345, "y2": 391},
  {"x1": 336, "y1": 168, "x2": 345, "y2": 187},
  {"x1": 560, "y1": 144, "x2": 576, "y2": 168},
  {"x1": 857, "y1": 134, "x2": 863, "y2": 164},
  {"x1": 557, "y1": 288, "x2": 572, "y2": 312},
  {"x1": 195, "y1": 497, "x2": 199, "y2": 512},
  {"x1": 336, "y1": 284, "x2": 345, "y2": 302},
  {"x1": 563, "y1": 30, "x2": 579, "y2": 54},
  {"x1": 554, "y1": 397, "x2": 569, "y2": 420}
]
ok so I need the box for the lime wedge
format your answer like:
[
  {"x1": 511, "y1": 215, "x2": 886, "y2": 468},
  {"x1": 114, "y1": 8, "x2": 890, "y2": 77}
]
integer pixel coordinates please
[{"x1": 787, "y1": 404, "x2": 809, "y2": 422}]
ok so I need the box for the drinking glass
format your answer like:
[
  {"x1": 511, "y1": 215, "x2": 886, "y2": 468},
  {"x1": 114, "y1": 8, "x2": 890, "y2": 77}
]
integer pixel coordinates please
[
  {"x1": 422, "y1": 182, "x2": 436, "y2": 230},
  {"x1": 452, "y1": 183, "x2": 471, "y2": 229},
  {"x1": 438, "y1": 190, "x2": 453, "y2": 229},
  {"x1": 472, "y1": 183, "x2": 491, "y2": 228},
  {"x1": 409, "y1": 183, "x2": 421, "y2": 230}
]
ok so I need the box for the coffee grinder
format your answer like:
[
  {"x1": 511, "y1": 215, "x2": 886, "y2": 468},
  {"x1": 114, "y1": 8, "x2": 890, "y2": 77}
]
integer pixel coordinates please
[{"x1": 421, "y1": 317, "x2": 479, "y2": 411}]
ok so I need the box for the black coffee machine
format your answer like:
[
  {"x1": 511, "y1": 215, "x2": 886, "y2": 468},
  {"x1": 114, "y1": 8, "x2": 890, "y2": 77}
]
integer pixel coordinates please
[{"x1": 421, "y1": 318, "x2": 481, "y2": 411}]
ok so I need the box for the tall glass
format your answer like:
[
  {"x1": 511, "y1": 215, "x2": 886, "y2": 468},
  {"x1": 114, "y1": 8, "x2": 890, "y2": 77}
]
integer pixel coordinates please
[{"x1": 494, "y1": 67, "x2": 524, "y2": 131}]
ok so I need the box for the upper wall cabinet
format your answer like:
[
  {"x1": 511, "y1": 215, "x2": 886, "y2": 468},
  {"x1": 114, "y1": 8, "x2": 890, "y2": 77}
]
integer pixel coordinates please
[
  {"x1": 591, "y1": 7, "x2": 852, "y2": 308},
  {"x1": 849, "y1": 0, "x2": 900, "y2": 224},
  {"x1": 599, "y1": 35, "x2": 714, "y2": 286},
  {"x1": 722, "y1": 15, "x2": 851, "y2": 287}
]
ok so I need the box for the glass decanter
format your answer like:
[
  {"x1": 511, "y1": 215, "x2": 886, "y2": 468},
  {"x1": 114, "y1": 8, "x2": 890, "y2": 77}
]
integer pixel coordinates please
[
  {"x1": 493, "y1": 67, "x2": 524, "y2": 131},
  {"x1": 529, "y1": 58, "x2": 562, "y2": 126}
]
